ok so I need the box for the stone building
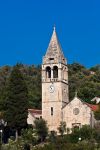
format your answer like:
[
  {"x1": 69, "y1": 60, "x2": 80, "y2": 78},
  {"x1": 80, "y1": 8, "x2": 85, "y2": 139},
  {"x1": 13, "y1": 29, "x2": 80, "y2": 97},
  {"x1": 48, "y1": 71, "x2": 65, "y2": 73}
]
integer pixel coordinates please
[
  {"x1": 27, "y1": 109, "x2": 42, "y2": 125},
  {"x1": 42, "y1": 27, "x2": 68, "y2": 132},
  {"x1": 27, "y1": 27, "x2": 98, "y2": 132},
  {"x1": 41, "y1": 27, "x2": 98, "y2": 133}
]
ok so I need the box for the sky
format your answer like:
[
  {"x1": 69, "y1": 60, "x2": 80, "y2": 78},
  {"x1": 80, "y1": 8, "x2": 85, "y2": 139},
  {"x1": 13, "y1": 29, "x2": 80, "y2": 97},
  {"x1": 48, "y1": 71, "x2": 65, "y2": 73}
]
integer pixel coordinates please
[{"x1": 0, "y1": 0, "x2": 100, "y2": 68}]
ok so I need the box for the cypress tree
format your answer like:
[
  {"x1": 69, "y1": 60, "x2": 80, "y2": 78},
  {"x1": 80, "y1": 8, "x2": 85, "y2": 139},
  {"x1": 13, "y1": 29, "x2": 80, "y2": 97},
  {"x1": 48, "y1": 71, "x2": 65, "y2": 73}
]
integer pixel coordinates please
[{"x1": 4, "y1": 64, "x2": 28, "y2": 139}]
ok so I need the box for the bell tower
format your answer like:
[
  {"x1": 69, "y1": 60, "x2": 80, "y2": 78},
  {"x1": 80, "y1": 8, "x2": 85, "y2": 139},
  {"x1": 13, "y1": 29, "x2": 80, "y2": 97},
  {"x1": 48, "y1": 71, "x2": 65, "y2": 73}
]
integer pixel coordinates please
[{"x1": 42, "y1": 27, "x2": 69, "y2": 132}]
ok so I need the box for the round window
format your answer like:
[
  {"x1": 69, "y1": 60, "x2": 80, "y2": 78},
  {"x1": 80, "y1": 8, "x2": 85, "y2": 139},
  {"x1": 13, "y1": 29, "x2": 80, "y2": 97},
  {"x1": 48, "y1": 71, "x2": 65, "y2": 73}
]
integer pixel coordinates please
[{"x1": 73, "y1": 108, "x2": 79, "y2": 115}]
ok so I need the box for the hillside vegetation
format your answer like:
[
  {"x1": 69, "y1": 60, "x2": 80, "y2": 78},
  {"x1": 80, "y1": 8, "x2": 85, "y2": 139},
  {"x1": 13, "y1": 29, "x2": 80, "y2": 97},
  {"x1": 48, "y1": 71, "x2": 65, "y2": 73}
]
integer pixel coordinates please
[{"x1": 0, "y1": 63, "x2": 100, "y2": 109}]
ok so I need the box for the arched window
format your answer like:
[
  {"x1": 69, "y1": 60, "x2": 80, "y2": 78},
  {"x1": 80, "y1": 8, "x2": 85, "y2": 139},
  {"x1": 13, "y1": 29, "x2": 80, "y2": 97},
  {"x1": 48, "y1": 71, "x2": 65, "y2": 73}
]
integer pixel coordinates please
[
  {"x1": 46, "y1": 66, "x2": 51, "y2": 78},
  {"x1": 53, "y1": 66, "x2": 58, "y2": 78}
]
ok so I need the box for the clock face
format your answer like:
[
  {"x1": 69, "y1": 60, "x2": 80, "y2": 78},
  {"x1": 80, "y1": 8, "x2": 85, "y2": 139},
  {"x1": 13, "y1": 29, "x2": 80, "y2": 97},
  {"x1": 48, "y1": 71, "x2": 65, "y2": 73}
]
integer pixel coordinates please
[{"x1": 49, "y1": 84, "x2": 55, "y2": 93}]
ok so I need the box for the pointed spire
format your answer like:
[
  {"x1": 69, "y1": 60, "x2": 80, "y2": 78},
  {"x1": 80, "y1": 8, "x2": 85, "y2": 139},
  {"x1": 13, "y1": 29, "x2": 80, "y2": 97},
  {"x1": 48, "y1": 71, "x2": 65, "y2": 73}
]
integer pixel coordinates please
[
  {"x1": 43, "y1": 26, "x2": 66, "y2": 64},
  {"x1": 53, "y1": 25, "x2": 56, "y2": 32}
]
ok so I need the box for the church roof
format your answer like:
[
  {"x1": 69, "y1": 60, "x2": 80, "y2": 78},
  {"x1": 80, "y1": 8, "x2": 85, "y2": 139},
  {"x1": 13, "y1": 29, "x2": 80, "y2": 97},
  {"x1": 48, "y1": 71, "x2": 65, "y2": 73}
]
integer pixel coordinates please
[
  {"x1": 43, "y1": 27, "x2": 66, "y2": 64},
  {"x1": 28, "y1": 109, "x2": 42, "y2": 115},
  {"x1": 69, "y1": 96, "x2": 99, "y2": 112},
  {"x1": 85, "y1": 103, "x2": 99, "y2": 111},
  {"x1": 46, "y1": 27, "x2": 64, "y2": 56}
]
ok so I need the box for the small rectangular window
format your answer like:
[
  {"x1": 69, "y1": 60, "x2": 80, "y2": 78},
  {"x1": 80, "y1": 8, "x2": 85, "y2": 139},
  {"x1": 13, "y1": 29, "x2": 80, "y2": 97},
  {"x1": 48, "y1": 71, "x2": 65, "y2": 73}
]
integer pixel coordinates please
[
  {"x1": 51, "y1": 107, "x2": 53, "y2": 116},
  {"x1": 49, "y1": 58, "x2": 54, "y2": 60}
]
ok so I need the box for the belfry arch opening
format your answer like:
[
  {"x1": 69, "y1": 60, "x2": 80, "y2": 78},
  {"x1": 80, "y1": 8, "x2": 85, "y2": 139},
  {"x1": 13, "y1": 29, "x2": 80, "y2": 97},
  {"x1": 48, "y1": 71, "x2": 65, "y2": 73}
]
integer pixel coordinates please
[
  {"x1": 46, "y1": 66, "x2": 51, "y2": 78},
  {"x1": 53, "y1": 66, "x2": 58, "y2": 78}
]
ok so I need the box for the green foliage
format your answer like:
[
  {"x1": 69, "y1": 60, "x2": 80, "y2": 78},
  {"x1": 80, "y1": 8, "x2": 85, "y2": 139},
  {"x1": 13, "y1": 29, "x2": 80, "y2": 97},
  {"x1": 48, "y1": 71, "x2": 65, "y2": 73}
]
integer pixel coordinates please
[
  {"x1": 1, "y1": 62, "x2": 100, "y2": 149},
  {"x1": 34, "y1": 118, "x2": 48, "y2": 142},
  {"x1": 94, "y1": 122, "x2": 100, "y2": 142},
  {"x1": 48, "y1": 131, "x2": 57, "y2": 143},
  {"x1": 26, "y1": 65, "x2": 41, "y2": 109},
  {"x1": 90, "y1": 65, "x2": 100, "y2": 72},
  {"x1": 4, "y1": 64, "x2": 28, "y2": 133},
  {"x1": 1, "y1": 138, "x2": 24, "y2": 150},
  {"x1": 21, "y1": 128, "x2": 37, "y2": 146},
  {"x1": 0, "y1": 63, "x2": 100, "y2": 112},
  {"x1": 0, "y1": 64, "x2": 41, "y2": 110},
  {"x1": 79, "y1": 125, "x2": 95, "y2": 140},
  {"x1": 1, "y1": 140, "x2": 96, "y2": 150},
  {"x1": 69, "y1": 63, "x2": 100, "y2": 102},
  {"x1": 1, "y1": 124, "x2": 100, "y2": 150},
  {"x1": 70, "y1": 125, "x2": 94, "y2": 143},
  {"x1": 68, "y1": 63, "x2": 85, "y2": 73},
  {"x1": 94, "y1": 104, "x2": 100, "y2": 120},
  {"x1": 58, "y1": 121, "x2": 66, "y2": 136},
  {"x1": 32, "y1": 140, "x2": 96, "y2": 150},
  {"x1": 94, "y1": 111, "x2": 100, "y2": 120}
]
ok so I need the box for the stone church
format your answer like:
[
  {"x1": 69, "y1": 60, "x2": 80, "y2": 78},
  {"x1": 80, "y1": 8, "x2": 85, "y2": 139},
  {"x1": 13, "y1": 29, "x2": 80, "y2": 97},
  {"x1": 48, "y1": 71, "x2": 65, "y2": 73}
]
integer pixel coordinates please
[{"x1": 28, "y1": 27, "x2": 98, "y2": 133}]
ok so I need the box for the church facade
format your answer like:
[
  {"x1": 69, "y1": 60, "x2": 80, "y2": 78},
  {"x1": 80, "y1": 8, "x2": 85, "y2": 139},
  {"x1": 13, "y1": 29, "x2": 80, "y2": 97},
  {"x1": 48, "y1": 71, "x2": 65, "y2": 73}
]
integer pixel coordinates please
[{"x1": 41, "y1": 27, "x2": 98, "y2": 133}]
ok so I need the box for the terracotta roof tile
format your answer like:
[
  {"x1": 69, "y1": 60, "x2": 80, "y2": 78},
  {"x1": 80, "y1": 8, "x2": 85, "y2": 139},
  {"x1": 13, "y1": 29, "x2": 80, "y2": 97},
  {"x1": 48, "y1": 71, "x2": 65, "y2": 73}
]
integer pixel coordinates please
[
  {"x1": 85, "y1": 103, "x2": 99, "y2": 111},
  {"x1": 28, "y1": 109, "x2": 42, "y2": 115}
]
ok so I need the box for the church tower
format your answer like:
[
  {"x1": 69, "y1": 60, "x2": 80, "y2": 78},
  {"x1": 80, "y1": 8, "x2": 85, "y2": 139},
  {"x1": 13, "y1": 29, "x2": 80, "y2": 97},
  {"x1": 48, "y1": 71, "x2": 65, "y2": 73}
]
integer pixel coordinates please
[{"x1": 42, "y1": 27, "x2": 69, "y2": 132}]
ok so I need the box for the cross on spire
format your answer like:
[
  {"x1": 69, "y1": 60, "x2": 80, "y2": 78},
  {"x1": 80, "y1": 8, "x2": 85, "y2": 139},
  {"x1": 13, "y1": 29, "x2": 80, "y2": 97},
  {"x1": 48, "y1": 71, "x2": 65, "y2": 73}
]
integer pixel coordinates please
[
  {"x1": 75, "y1": 90, "x2": 78, "y2": 97},
  {"x1": 53, "y1": 25, "x2": 56, "y2": 32}
]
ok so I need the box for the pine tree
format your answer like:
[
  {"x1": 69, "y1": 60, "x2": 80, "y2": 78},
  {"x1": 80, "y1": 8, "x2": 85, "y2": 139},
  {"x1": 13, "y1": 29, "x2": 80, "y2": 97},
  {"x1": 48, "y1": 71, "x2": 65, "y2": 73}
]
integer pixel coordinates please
[{"x1": 4, "y1": 64, "x2": 28, "y2": 140}]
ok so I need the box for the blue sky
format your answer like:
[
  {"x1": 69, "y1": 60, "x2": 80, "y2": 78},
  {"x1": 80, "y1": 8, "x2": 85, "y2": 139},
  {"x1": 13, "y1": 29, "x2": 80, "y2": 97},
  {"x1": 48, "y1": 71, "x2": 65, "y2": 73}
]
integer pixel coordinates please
[{"x1": 0, "y1": 0, "x2": 100, "y2": 67}]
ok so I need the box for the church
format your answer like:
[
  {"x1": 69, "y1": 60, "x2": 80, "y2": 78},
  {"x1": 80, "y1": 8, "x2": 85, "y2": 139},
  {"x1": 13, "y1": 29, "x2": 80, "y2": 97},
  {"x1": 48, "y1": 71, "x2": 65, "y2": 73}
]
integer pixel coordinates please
[{"x1": 27, "y1": 27, "x2": 98, "y2": 133}]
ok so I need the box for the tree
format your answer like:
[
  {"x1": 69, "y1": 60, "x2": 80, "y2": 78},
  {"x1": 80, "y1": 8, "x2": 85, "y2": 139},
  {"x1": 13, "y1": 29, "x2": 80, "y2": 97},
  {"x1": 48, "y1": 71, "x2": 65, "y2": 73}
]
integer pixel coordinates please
[
  {"x1": 79, "y1": 125, "x2": 94, "y2": 140},
  {"x1": 94, "y1": 104, "x2": 100, "y2": 120},
  {"x1": 58, "y1": 121, "x2": 66, "y2": 136},
  {"x1": 21, "y1": 128, "x2": 37, "y2": 148},
  {"x1": 4, "y1": 64, "x2": 28, "y2": 140},
  {"x1": 66, "y1": 127, "x2": 70, "y2": 134},
  {"x1": 90, "y1": 65, "x2": 100, "y2": 72},
  {"x1": 34, "y1": 118, "x2": 48, "y2": 142},
  {"x1": 49, "y1": 130, "x2": 57, "y2": 143}
]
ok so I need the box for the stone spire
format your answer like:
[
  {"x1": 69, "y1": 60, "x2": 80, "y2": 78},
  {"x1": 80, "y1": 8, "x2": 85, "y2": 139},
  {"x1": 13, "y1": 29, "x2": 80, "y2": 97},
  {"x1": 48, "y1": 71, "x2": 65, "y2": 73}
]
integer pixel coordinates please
[{"x1": 43, "y1": 27, "x2": 66, "y2": 64}]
